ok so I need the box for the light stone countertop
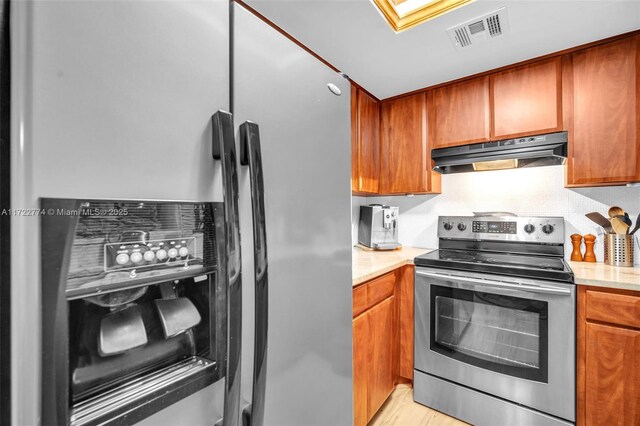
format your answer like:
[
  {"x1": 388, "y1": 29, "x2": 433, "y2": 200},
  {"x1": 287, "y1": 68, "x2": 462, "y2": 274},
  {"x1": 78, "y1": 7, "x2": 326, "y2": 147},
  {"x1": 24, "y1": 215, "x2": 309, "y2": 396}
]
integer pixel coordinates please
[
  {"x1": 352, "y1": 246, "x2": 640, "y2": 292},
  {"x1": 352, "y1": 246, "x2": 434, "y2": 286},
  {"x1": 569, "y1": 261, "x2": 640, "y2": 292}
]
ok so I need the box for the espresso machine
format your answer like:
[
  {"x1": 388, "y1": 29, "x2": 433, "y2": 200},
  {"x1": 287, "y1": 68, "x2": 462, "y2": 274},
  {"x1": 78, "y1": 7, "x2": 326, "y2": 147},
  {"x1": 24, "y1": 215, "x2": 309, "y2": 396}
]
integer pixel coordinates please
[
  {"x1": 358, "y1": 204, "x2": 401, "y2": 250},
  {"x1": 41, "y1": 199, "x2": 228, "y2": 425}
]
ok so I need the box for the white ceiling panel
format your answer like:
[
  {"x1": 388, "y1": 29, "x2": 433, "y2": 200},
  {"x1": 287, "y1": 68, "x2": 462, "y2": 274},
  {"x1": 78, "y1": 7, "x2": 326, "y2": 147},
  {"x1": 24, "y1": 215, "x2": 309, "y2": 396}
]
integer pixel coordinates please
[{"x1": 244, "y1": 0, "x2": 640, "y2": 99}]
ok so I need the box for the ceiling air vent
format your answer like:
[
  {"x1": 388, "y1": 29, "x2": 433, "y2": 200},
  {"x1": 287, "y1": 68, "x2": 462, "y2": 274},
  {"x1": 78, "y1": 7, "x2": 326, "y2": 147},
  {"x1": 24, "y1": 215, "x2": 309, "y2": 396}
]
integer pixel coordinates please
[{"x1": 447, "y1": 7, "x2": 509, "y2": 50}]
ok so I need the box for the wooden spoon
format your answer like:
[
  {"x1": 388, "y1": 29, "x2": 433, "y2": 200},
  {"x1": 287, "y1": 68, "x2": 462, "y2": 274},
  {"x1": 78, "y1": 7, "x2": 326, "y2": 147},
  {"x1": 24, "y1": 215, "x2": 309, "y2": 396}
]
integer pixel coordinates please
[
  {"x1": 610, "y1": 216, "x2": 630, "y2": 235},
  {"x1": 608, "y1": 206, "x2": 625, "y2": 218}
]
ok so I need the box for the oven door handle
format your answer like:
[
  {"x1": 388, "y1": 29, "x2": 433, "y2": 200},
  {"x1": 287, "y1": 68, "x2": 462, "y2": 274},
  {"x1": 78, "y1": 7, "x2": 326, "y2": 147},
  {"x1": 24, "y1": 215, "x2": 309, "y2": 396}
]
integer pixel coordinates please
[{"x1": 415, "y1": 270, "x2": 572, "y2": 295}]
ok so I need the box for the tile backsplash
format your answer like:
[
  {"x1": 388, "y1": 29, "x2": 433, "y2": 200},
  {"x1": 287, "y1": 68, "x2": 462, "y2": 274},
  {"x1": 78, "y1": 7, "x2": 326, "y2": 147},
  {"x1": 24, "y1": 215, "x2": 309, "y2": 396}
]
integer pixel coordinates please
[{"x1": 352, "y1": 166, "x2": 640, "y2": 265}]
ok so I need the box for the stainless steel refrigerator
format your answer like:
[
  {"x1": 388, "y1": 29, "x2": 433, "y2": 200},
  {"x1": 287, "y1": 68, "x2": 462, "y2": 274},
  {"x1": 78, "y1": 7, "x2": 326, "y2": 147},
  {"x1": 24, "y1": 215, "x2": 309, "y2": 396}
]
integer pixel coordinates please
[{"x1": 5, "y1": 1, "x2": 352, "y2": 425}]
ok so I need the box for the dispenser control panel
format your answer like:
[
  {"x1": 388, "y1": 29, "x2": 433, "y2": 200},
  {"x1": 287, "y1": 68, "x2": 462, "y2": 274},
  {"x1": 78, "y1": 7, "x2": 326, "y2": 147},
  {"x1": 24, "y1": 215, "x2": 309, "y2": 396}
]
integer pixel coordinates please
[{"x1": 104, "y1": 237, "x2": 197, "y2": 272}]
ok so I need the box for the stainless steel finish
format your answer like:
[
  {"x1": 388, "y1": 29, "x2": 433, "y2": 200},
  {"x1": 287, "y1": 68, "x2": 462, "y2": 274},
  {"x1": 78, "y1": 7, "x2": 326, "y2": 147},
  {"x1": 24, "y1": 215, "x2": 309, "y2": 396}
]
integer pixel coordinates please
[
  {"x1": 234, "y1": 4, "x2": 353, "y2": 425},
  {"x1": 415, "y1": 270, "x2": 572, "y2": 295},
  {"x1": 414, "y1": 266, "x2": 576, "y2": 422},
  {"x1": 414, "y1": 370, "x2": 573, "y2": 426},
  {"x1": 11, "y1": 1, "x2": 228, "y2": 423},
  {"x1": 438, "y1": 215, "x2": 565, "y2": 244},
  {"x1": 212, "y1": 110, "x2": 243, "y2": 426},
  {"x1": 358, "y1": 205, "x2": 401, "y2": 250},
  {"x1": 71, "y1": 357, "x2": 214, "y2": 426},
  {"x1": 604, "y1": 234, "x2": 635, "y2": 267},
  {"x1": 98, "y1": 305, "x2": 148, "y2": 356},
  {"x1": 155, "y1": 298, "x2": 202, "y2": 338},
  {"x1": 239, "y1": 121, "x2": 268, "y2": 426}
]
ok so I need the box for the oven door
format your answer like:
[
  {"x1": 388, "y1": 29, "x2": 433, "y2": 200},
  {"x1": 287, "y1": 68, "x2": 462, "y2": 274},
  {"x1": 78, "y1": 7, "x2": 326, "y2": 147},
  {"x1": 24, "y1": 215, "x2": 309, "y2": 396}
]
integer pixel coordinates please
[{"x1": 414, "y1": 267, "x2": 575, "y2": 422}]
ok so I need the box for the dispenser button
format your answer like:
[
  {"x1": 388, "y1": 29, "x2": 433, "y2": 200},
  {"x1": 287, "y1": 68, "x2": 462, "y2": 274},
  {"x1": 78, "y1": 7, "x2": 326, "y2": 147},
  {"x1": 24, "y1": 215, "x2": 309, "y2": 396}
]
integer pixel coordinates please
[
  {"x1": 143, "y1": 251, "x2": 155, "y2": 262},
  {"x1": 130, "y1": 252, "x2": 143, "y2": 263},
  {"x1": 178, "y1": 247, "x2": 189, "y2": 257},
  {"x1": 168, "y1": 248, "x2": 178, "y2": 258},
  {"x1": 156, "y1": 249, "x2": 168, "y2": 260},
  {"x1": 116, "y1": 253, "x2": 130, "y2": 265}
]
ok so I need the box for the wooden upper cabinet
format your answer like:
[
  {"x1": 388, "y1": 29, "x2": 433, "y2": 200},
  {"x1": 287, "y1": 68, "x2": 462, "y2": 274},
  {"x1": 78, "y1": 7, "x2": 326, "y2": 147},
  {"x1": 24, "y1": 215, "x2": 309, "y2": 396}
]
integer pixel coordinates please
[
  {"x1": 381, "y1": 92, "x2": 441, "y2": 194},
  {"x1": 429, "y1": 76, "x2": 490, "y2": 149},
  {"x1": 351, "y1": 85, "x2": 381, "y2": 194},
  {"x1": 491, "y1": 57, "x2": 563, "y2": 139},
  {"x1": 565, "y1": 36, "x2": 640, "y2": 186}
]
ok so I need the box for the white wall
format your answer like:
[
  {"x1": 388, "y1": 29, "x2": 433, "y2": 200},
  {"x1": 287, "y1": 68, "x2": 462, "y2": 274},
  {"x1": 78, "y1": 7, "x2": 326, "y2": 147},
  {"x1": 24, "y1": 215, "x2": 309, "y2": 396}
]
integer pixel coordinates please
[{"x1": 353, "y1": 165, "x2": 640, "y2": 265}]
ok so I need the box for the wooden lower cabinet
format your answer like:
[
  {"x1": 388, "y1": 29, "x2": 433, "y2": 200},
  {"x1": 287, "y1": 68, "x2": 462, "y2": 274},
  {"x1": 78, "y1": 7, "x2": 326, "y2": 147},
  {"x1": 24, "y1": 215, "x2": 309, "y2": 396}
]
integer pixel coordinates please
[
  {"x1": 367, "y1": 296, "x2": 396, "y2": 420},
  {"x1": 577, "y1": 286, "x2": 640, "y2": 426},
  {"x1": 353, "y1": 266, "x2": 415, "y2": 426}
]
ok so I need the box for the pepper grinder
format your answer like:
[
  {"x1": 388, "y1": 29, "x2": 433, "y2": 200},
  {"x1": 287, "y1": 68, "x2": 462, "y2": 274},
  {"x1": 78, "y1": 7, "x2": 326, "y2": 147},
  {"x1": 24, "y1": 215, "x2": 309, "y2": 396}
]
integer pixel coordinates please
[
  {"x1": 570, "y1": 234, "x2": 583, "y2": 261},
  {"x1": 583, "y1": 234, "x2": 597, "y2": 262}
]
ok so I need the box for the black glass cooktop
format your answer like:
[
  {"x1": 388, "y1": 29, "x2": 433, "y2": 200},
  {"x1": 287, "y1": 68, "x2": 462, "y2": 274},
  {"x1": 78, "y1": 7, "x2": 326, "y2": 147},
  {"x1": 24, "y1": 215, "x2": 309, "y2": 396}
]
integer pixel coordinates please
[{"x1": 414, "y1": 249, "x2": 574, "y2": 283}]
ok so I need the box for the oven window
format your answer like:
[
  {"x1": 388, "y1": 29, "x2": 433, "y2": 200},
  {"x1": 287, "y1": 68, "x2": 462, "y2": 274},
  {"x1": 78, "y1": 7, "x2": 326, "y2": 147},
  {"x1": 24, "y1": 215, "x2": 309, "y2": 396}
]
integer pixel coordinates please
[{"x1": 430, "y1": 285, "x2": 548, "y2": 382}]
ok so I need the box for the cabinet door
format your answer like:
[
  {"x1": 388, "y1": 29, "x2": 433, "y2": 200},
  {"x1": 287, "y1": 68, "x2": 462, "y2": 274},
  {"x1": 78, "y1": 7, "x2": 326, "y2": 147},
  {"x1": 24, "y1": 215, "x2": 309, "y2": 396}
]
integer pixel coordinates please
[
  {"x1": 585, "y1": 322, "x2": 640, "y2": 425},
  {"x1": 353, "y1": 313, "x2": 369, "y2": 426},
  {"x1": 491, "y1": 57, "x2": 563, "y2": 139},
  {"x1": 566, "y1": 36, "x2": 640, "y2": 185},
  {"x1": 429, "y1": 76, "x2": 490, "y2": 149},
  {"x1": 353, "y1": 88, "x2": 381, "y2": 194},
  {"x1": 367, "y1": 296, "x2": 396, "y2": 421},
  {"x1": 380, "y1": 93, "x2": 428, "y2": 194}
]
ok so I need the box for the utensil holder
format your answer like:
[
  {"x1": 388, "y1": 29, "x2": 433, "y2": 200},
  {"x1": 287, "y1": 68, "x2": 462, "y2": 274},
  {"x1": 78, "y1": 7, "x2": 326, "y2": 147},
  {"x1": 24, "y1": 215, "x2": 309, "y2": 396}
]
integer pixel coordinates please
[{"x1": 604, "y1": 234, "x2": 635, "y2": 267}]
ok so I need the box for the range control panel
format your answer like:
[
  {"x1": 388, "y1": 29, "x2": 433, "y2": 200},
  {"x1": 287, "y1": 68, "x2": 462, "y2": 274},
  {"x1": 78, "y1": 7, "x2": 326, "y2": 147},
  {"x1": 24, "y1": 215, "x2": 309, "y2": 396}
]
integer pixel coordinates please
[{"x1": 438, "y1": 215, "x2": 565, "y2": 244}]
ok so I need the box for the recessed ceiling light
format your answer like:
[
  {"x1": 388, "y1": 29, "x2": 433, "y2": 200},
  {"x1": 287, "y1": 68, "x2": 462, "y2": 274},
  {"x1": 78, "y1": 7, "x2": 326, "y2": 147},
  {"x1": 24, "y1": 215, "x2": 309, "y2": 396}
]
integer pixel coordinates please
[{"x1": 371, "y1": 0, "x2": 474, "y2": 32}]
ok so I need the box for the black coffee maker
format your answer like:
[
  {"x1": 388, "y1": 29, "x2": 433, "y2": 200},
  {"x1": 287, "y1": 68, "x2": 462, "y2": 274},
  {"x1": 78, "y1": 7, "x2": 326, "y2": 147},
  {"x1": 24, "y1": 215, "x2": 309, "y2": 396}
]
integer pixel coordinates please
[{"x1": 41, "y1": 199, "x2": 228, "y2": 425}]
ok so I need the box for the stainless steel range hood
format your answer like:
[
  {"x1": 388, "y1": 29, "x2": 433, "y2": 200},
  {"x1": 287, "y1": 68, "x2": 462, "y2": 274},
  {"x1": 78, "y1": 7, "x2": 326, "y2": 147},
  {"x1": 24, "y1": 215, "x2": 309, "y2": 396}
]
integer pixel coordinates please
[{"x1": 432, "y1": 131, "x2": 568, "y2": 174}]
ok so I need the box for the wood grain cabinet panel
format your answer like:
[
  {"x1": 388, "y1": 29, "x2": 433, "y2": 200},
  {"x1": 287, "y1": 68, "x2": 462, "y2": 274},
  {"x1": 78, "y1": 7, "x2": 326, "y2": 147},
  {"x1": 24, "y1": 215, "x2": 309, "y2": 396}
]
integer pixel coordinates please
[
  {"x1": 367, "y1": 271, "x2": 395, "y2": 307},
  {"x1": 353, "y1": 284, "x2": 368, "y2": 318},
  {"x1": 353, "y1": 313, "x2": 369, "y2": 426},
  {"x1": 586, "y1": 290, "x2": 640, "y2": 329},
  {"x1": 565, "y1": 36, "x2": 640, "y2": 186},
  {"x1": 585, "y1": 322, "x2": 640, "y2": 426},
  {"x1": 366, "y1": 296, "x2": 396, "y2": 421},
  {"x1": 398, "y1": 265, "x2": 414, "y2": 380},
  {"x1": 380, "y1": 92, "x2": 441, "y2": 194},
  {"x1": 491, "y1": 58, "x2": 563, "y2": 139},
  {"x1": 351, "y1": 85, "x2": 381, "y2": 194},
  {"x1": 429, "y1": 76, "x2": 490, "y2": 149}
]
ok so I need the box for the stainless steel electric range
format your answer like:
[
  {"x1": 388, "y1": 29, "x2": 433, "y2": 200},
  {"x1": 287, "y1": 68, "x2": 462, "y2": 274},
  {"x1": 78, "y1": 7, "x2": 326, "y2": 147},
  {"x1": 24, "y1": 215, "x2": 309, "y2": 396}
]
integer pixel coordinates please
[{"x1": 413, "y1": 214, "x2": 575, "y2": 426}]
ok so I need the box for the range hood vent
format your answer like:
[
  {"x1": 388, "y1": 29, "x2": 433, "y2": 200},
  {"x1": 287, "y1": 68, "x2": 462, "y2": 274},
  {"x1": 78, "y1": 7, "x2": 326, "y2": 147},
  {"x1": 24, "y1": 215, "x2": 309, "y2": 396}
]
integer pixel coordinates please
[
  {"x1": 447, "y1": 7, "x2": 509, "y2": 50},
  {"x1": 432, "y1": 132, "x2": 568, "y2": 174}
]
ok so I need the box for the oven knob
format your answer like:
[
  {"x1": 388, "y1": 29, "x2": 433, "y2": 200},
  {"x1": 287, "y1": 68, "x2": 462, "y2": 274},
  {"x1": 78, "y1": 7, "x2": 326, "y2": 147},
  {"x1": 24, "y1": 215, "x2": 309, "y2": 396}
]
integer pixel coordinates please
[
  {"x1": 443, "y1": 222, "x2": 453, "y2": 231},
  {"x1": 168, "y1": 248, "x2": 178, "y2": 258},
  {"x1": 115, "y1": 253, "x2": 130, "y2": 265},
  {"x1": 457, "y1": 223, "x2": 467, "y2": 231},
  {"x1": 130, "y1": 252, "x2": 143, "y2": 263},
  {"x1": 143, "y1": 250, "x2": 155, "y2": 262},
  {"x1": 156, "y1": 249, "x2": 168, "y2": 260},
  {"x1": 542, "y1": 224, "x2": 554, "y2": 234},
  {"x1": 178, "y1": 247, "x2": 189, "y2": 257},
  {"x1": 524, "y1": 224, "x2": 535, "y2": 234}
]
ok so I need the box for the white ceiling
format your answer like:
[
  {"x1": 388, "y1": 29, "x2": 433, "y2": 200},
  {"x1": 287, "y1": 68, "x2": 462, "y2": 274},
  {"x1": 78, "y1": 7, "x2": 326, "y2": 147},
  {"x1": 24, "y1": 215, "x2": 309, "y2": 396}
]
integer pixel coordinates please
[{"x1": 244, "y1": 0, "x2": 640, "y2": 99}]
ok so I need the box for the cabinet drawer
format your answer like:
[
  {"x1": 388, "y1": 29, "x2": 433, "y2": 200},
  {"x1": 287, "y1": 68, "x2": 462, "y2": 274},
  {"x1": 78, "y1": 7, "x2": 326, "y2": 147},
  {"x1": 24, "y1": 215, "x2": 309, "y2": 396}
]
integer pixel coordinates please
[
  {"x1": 367, "y1": 271, "x2": 396, "y2": 307},
  {"x1": 353, "y1": 284, "x2": 368, "y2": 318},
  {"x1": 586, "y1": 290, "x2": 640, "y2": 329}
]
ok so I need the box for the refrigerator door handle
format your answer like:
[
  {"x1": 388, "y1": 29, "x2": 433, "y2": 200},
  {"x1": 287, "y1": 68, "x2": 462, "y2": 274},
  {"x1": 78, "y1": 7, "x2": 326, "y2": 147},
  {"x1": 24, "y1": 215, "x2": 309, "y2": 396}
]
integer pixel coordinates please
[
  {"x1": 239, "y1": 121, "x2": 268, "y2": 426},
  {"x1": 212, "y1": 110, "x2": 243, "y2": 426}
]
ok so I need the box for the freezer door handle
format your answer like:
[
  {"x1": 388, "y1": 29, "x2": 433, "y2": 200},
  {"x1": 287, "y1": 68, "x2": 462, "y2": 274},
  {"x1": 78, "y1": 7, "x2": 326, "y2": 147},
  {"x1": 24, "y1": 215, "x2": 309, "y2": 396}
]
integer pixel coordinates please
[
  {"x1": 212, "y1": 110, "x2": 242, "y2": 426},
  {"x1": 239, "y1": 121, "x2": 268, "y2": 426}
]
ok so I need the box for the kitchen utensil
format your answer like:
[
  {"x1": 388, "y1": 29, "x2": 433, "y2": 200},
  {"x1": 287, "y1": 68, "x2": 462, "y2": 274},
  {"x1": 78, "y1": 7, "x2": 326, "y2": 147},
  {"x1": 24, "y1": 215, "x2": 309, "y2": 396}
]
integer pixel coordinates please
[
  {"x1": 583, "y1": 234, "x2": 597, "y2": 262},
  {"x1": 610, "y1": 216, "x2": 630, "y2": 235},
  {"x1": 570, "y1": 234, "x2": 583, "y2": 261},
  {"x1": 604, "y1": 234, "x2": 635, "y2": 267},
  {"x1": 608, "y1": 206, "x2": 625, "y2": 218},
  {"x1": 629, "y1": 213, "x2": 640, "y2": 235},
  {"x1": 585, "y1": 212, "x2": 613, "y2": 234},
  {"x1": 614, "y1": 214, "x2": 633, "y2": 227}
]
